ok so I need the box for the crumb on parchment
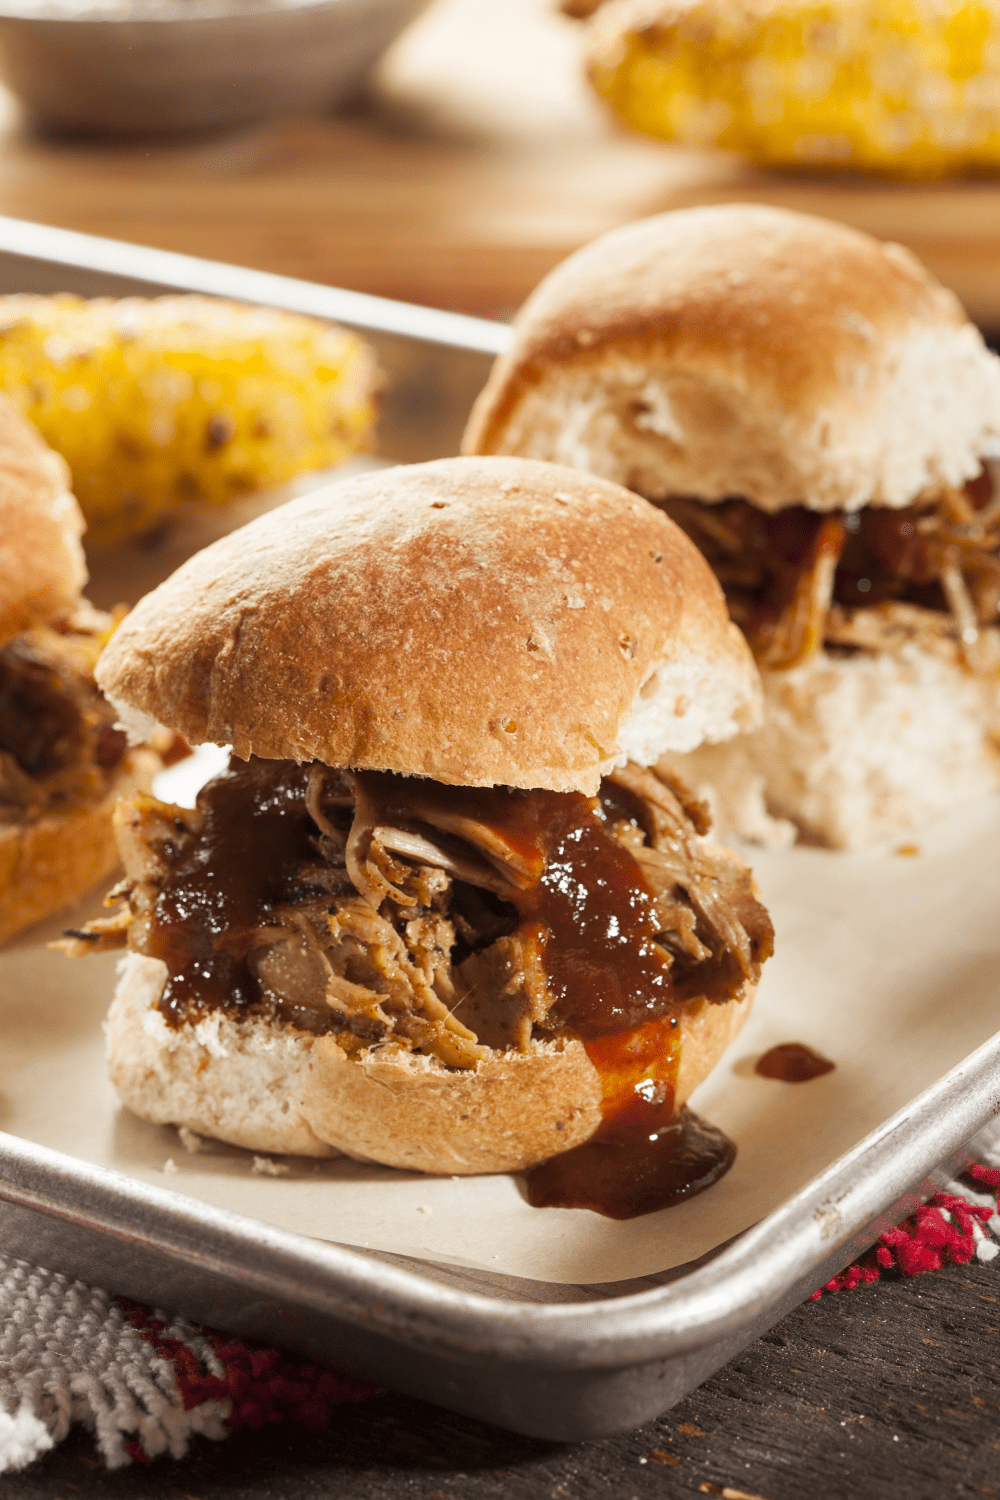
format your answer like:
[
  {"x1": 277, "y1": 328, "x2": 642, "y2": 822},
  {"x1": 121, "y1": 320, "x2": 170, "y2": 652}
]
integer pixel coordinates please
[{"x1": 251, "y1": 1155, "x2": 290, "y2": 1177}]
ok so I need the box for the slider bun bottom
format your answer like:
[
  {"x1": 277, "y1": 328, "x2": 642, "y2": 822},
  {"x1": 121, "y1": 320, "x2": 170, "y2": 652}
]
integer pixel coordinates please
[
  {"x1": 664, "y1": 635, "x2": 1000, "y2": 850},
  {"x1": 106, "y1": 951, "x2": 754, "y2": 1172},
  {"x1": 303, "y1": 1034, "x2": 603, "y2": 1174},
  {"x1": 305, "y1": 987, "x2": 752, "y2": 1174},
  {"x1": 0, "y1": 750, "x2": 160, "y2": 947}
]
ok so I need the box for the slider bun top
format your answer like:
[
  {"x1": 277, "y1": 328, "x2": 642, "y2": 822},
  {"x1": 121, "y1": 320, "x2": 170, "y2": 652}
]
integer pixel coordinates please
[
  {"x1": 463, "y1": 204, "x2": 1000, "y2": 515},
  {"x1": 97, "y1": 455, "x2": 760, "y2": 793},
  {"x1": 0, "y1": 393, "x2": 86, "y2": 647}
]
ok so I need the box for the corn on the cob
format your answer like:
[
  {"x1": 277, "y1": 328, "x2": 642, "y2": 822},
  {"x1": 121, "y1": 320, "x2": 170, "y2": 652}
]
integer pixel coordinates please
[
  {"x1": 0, "y1": 294, "x2": 380, "y2": 545},
  {"x1": 586, "y1": 0, "x2": 1000, "y2": 178}
]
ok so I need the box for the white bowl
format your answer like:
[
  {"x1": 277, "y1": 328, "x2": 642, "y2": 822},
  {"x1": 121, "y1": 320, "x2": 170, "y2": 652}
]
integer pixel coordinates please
[{"x1": 0, "y1": 0, "x2": 429, "y2": 135}]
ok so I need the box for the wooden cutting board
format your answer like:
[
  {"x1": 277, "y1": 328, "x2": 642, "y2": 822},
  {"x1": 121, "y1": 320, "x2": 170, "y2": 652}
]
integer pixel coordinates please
[{"x1": 0, "y1": 0, "x2": 997, "y2": 327}]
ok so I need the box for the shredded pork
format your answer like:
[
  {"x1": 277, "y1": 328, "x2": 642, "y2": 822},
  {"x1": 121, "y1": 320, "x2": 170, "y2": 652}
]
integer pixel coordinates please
[
  {"x1": 65, "y1": 757, "x2": 773, "y2": 1070},
  {"x1": 661, "y1": 475, "x2": 1000, "y2": 671},
  {"x1": 0, "y1": 604, "x2": 129, "y2": 822}
]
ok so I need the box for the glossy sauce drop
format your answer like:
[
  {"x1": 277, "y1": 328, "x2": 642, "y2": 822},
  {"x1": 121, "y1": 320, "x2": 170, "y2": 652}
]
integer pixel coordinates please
[
  {"x1": 525, "y1": 1106, "x2": 735, "y2": 1220},
  {"x1": 755, "y1": 1043, "x2": 835, "y2": 1083}
]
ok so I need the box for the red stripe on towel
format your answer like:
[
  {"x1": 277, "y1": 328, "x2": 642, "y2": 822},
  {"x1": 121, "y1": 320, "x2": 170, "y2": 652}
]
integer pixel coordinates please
[
  {"x1": 117, "y1": 1296, "x2": 378, "y2": 1459},
  {"x1": 812, "y1": 1171, "x2": 997, "y2": 1299}
]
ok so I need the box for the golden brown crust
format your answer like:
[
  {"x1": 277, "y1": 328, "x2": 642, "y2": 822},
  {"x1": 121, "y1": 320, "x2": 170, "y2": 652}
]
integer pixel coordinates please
[
  {"x1": 301, "y1": 986, "x2": 753, "y2": 1174},
  {"x1": 304, "y1": 1035, "x2": 603, "y2": 1174},
  {"x1": 97, "y1": 456, "x2": 759, "y2": 794},
  {"x1": 0, "y1": 394, "x2": 86, "y2": 647},
  {"x1": 464, "y1": 204, "x2": 960, "y2": 445},
  {"x1": 0, "y1": 748, "x2": 160, "y2": 946},
  {"x1": 462, "y1": 206, "x2": 1000, "y2": 513}
]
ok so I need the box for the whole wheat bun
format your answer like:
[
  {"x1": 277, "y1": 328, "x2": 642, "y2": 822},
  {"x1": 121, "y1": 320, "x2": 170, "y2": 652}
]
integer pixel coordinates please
[
  {"x1": 106, "y1": 952, "x2": 754, "y2": 1170},
  {"x1": 97, "y1": 455, "x2": 761, "y2": 792},
  {"x1": 0, "y1": 749, "x2": 161, "y2": 946},
  {"x1": 0, "y1": 393, "x2": 86, "y2": 648},
  {"x1": 0, "y1": 399, "x2": 160, "y2": 940},
  {"x1": 462, "y1": 205, "x2": 1000, "y2": 514}
]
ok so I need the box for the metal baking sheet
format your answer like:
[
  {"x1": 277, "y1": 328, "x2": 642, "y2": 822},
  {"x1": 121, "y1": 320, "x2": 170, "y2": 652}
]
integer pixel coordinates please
[{"x1": 0, "y1": 217, "x2": 999, "y2": 1440}]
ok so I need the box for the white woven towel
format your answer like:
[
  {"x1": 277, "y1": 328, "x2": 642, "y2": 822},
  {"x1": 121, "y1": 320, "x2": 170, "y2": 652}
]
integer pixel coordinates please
[{"x1": 0, "y1": 1257, "x2": 229, "y2": 1473}]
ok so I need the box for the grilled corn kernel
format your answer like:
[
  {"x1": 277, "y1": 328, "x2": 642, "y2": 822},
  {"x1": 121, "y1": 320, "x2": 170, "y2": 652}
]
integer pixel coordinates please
[
  {"x1": 586, "y1": 0, "x2": 1000, "y2": 178},
  {"x1": 0, "y1": 294, "x2": 380, "y2": 544}
]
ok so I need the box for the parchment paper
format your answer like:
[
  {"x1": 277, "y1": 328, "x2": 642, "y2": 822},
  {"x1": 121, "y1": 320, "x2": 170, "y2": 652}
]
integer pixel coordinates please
[{"x1": 3, "y1": 737, "x2": 998, "y2": 1284}]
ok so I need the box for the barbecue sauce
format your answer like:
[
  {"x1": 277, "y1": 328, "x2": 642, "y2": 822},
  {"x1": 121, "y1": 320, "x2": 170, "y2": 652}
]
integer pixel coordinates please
[
  {"x1": 755, "y1": 1043, "x2": 834, "y2": 1082},
  {"x1": 353, "y1": 772, "x2": 741, "y2": 1218},
  {"x1": 145, "y1": 760, "x2": 743, "y2": 1217},
  {"x1": 148, "y1": 763, "x2": 690, "y2": 1035},
  {"x1": 525, "y1": 1103, "x2": 735, "y2": 1219},
  {"x1": 524, "y1": 1014, "x2": 735, "y2": 1218},
  {"x1": 0, "y1": 639, "x2": 87, "y2": 776},
  {"x1": 146, "y1": 758, "x2": 322, "y2": 1023},
  {"x1": 679, "y1": 471, "x2": 996, "y2": 633},
  {"x1": 350, "y1": 771, "x2": 756, "y2": 1030},
  {"x1": 506, "y1": 792, "x2": 673, "y2": 1036},
  {"x1": 0, "y1": 634, "x2": 125, "y2": 779}
]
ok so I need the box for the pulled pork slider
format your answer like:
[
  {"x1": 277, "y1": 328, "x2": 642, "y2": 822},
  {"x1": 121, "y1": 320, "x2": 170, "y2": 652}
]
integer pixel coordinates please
[
  {"x1": 73, "y1": 456, "x2": 772, "y2": 1217},
  {"x1": 0, "y1": 394, "x2": 161, "y2": 944},
  {"x1": 463, "y1": 205, "x2": 1000, "y2": 849}
]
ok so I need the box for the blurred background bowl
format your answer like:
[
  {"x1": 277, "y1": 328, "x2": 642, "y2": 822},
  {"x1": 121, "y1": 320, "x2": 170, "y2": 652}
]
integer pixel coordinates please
[{"x1": 0, "y1": 0, "x2": 430, "y2": 136}]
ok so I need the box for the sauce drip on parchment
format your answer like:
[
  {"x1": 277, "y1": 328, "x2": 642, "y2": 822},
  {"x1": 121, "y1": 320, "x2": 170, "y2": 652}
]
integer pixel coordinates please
[
  {"x1": 524, "y1": 1015, "x2": 735, "y2": 1219},
  {"x1": 755, "y1": 1043, "x2": 835, "y2": 1083}
]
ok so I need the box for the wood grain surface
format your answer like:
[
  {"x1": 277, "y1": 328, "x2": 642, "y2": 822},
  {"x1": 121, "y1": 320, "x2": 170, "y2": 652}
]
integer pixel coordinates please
[
  {"x1": 8, "y1": 1257, "x2": 999, "y2": 1497},
  {"x1": 0, "y1": 0, "x2": 997, "y2": 326}
]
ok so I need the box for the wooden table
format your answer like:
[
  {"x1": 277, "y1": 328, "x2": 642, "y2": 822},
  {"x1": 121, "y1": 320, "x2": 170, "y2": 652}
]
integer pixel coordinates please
[
  {"x1": 9, "y1": 1255, "x2": 1000, "y2": 1498},
  {"x1": 0, "y1": 0, "x2": 997, "y2": 326}
]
